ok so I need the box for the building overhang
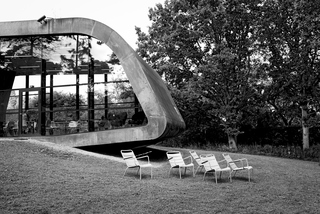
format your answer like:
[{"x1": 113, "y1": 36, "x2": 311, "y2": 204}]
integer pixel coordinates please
[{"x1": 0, "y1": 17, "x2": 185, "y2": 147}]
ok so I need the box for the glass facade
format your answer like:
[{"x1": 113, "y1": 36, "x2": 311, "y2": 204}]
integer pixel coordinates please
[{"x1": 0, "y1": 35, "x2": 147, "y2": 137}]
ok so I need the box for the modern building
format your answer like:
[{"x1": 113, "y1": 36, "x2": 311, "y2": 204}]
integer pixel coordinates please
[{"x1": 0, "y1": 17, "x2": 185, "y2": 148}]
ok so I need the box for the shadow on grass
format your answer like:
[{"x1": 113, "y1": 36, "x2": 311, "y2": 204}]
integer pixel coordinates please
[
  {"x1": 76, "y1": 143, "x2": 169, "y2": 163},
  {"x1": 230, "y1": 176, "x2": 252, "y2": 182}
]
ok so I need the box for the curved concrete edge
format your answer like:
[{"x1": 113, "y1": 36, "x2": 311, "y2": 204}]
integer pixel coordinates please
[
  {"x1": 0, "y1": 17, "x2": 185, "y2": 147},
  {"x1": 38, "y1": 116, "x2": 166, "y2": 148}
]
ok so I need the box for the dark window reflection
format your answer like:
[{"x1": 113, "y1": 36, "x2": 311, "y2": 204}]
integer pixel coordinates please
[{"x1": 0, "y1": 35, "x2": 147, "y2": 137}]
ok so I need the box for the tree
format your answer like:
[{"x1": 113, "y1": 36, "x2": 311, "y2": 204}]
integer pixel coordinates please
[
  {"x1": 193, "y1": 50, "x2": 260, "y2": 150},
  {"x1": 257, "y1": 0, "x2": 320, "y2": 149},
  {"x1": 1, "y1": 36, "x2": 60, "y2": 58},
  {"x1": 169, "y1": 83, "x2": 223, "y2": 145},
  {"x1": 136, "y1": 0, "x2": 263, "y2": 150},
  {"x1": 136, "y1": 0, "x2": 206, "y2": 88},
  {"x1": 29, "y1": 91, "x2": 86, "y2": 121}
]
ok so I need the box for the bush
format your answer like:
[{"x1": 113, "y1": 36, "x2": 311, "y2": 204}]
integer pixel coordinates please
[
  {"x1": 160, "y1": 138, "x2": 320, "y2": 162},
  {"x1": 262, "y1": 144, "x2": 273, "y2": 155},
  {"x1": 303, "y1": 144, "x2": 320, "y2": 161}
]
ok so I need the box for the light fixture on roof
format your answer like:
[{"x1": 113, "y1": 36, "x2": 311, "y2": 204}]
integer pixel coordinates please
[{"x1": 37, "y1": 15, "x2": 47, "y2": 24}]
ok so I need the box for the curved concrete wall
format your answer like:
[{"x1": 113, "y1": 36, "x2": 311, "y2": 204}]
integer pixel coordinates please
[{"x1": 0, "y1": 18, "x2": 185, "y2": 147}]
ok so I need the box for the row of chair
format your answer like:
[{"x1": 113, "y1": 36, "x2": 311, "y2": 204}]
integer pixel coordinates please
[{"x1": 120, "y1": 150, "x2": 253, "y2": 183}]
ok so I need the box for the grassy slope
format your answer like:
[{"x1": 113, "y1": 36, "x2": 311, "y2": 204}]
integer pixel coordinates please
[{"x1": 0, "y1": 139, "x2": 320, "y2": 214}]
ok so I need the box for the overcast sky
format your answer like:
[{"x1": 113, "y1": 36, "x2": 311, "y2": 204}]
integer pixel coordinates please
[
  {"x1": 1, "y1": 0, "x2": 164, "y2": 90},
  {"x1": 0, "y1": 0, "x2": 164, "y2": 48}
]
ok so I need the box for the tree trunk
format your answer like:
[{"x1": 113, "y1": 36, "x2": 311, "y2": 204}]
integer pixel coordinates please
[
  {"x1": 227, "y1": 134, "x2": 238, "y2": 151},
  {"x1": 301, "y1": 105, "x2": 309, "y2": 150},
  {"x1": 302, "y1": 126, "x2": 309, "y2": 150}
]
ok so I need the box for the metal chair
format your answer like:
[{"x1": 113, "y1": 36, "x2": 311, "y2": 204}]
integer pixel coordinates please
[
  {"x1": 189, "y1": 150, "x2": 206, "y2": 174},
  {"x1": 201, "y1": 154, "x2": 232, "y2": 183},
  {"x1": 167, "y1": 151, "x2": 194, "y2": 179},
  {"x1": 120, "y1": 150, "x2": 152, "y2": 180},
  {"x1": 222, "y1": 153, "x2": 253, "y2": 182}
]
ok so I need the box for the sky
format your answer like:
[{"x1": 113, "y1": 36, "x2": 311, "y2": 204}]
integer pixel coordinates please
[
  {"x1": 0, "y1": 0, "x2": 164, "y2": 48},
  {"x1": 0, "y1": 0, "x2": 165, "y2": 90}
]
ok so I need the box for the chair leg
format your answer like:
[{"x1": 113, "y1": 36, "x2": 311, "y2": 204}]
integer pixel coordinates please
[
  {"x1": 251, "y1": 168, "x2": 253, "y2": 181},
  {"x1": 123, "y1": 168, "x2": 129, "y2": 177},
  {"x1": 179, "y1": 167, "x2": 182, "y2": 179},
  {"x1": 139, "y1": 168, "x2": 142, "y2": 180},
  {"x1": 192, "y1": 165, "x2": 195, "y2": 177},
  {"x1": 234, "y1": 171, "x2": 238, "y2": 178},
  {"x1": 203, "y1": 172, "x2": 207, "y2": 180},
  {"x1": 150, "y1": 167, "x2": 152, "y2": 179},
  {"x1": 195, "y1": 166, "x2": 200, "y2": 174},
  {"x1": 214, "y1": 172, "x2": 218, "y2": 184}
]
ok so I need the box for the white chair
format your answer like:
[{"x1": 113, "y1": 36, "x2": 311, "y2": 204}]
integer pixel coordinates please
[
  {"x1": 201, "y1": 154, "x2": 232, "y2": 183},
  {"x1": 189, "y1": 150, "x2": 205, "y2": 174},
  {"x1": 167, "y1": 151, "x2": 194, "y2": 179},
  {"x1": 222, "y1": 153, "x2": 253, "y2": 182},
  {"x1": 120, "y1": 150, "x2": 152, "y2": 180}
]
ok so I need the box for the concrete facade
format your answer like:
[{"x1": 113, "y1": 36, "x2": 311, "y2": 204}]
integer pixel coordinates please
[{"x1": 0, "y1": 18, "x2": 185, "y2": 147}]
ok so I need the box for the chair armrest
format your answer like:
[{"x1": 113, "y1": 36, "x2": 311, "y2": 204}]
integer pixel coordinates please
[
  {"x1": 218, "y1": 159, "x2": 228, "y2": 167},
  {"x1": 232, "y1": 158, "x2": 249, "y2": 167},
  {"x1": 123, "y1": 156, "x2": 134, "y2": 160},
  {"x1": 194, "y1": 157, "x2": 200, "y2": 160},
  {"x1": 137, "y1": 155, "x2": 150, "y2": 163},
  {"x1": 183, "y1": 156, "x2": 192, "y2": 164},
  {"x1": 192, "y1": 157, "x2": 201, "y2": 165},
  {"x1": 200, "y1": 160, "x2": 208, "y2": 164}
]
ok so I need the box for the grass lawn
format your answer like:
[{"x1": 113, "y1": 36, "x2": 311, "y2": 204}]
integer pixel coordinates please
[{"x1": 1, "y1": 139, "x2": 320, "y2": 214}]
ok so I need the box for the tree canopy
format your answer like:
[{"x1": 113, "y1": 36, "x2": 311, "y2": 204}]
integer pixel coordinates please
[{"x1": 136, "y1": 0, "x2": 320, "y2": 149}]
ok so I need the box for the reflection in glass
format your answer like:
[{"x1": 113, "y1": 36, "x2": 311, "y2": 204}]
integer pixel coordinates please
[{"x1": 0, "y1": 35, "x2": 146, "y2": 137}]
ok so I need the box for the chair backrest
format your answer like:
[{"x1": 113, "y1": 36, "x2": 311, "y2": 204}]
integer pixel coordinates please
[
  {"x1": 167, "y1": 151, "x2": 185, "y2": 167},
  {"x1": 121, "y1": 150, "x2": 139, "y2": 167},
  {"x1": 201, "y1": 154, "x2": 221, "y2": 171},
  {"x1": 189, "y1": 150, "x2": 202, "y2": 165},
  {"x1": 222, "y1": 153, "x2": 237, "y2": 170}
]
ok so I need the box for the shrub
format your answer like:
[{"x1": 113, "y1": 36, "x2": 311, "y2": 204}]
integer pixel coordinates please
[
  {"x1": 262, "y1": 144, "x2": 273, "y2": 154},
  {"x1": 303, "y1": 144, "x2": 320, "y2": 161},
  {"x1": 161, "y1": 140, "x2": 320, "y2": 162}
]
